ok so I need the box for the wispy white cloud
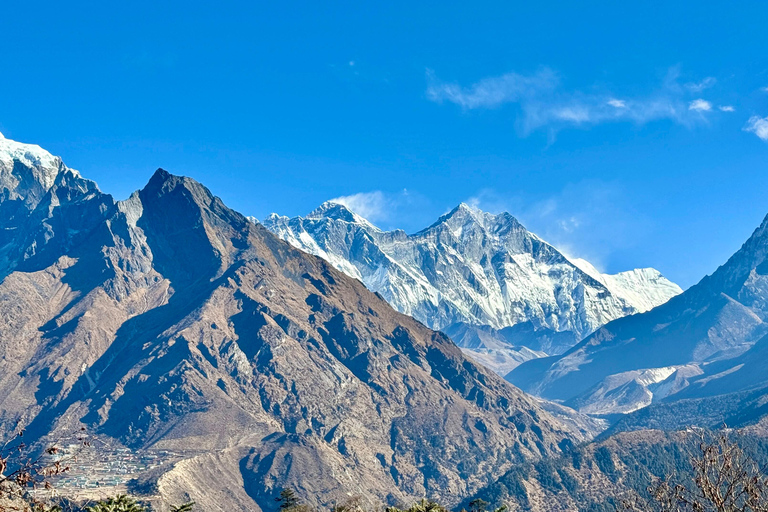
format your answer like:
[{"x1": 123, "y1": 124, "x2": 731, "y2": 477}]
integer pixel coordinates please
[
  {"x1": 425, "y1": 68, "x2": 559, "y2": 110},
  {"x1": 761, "y1": 86, "x2": 768, "y2": 93},
  {"x1": 329, "y1": 189, "x2": 427, "y2": 227},
  {"x1": 330, "y1": 191, "x2": 391, "y2": 223},
  {"x1": 688, "y1": 99, "x2": 712, "y2": 112},
  {"x1": 719, "y1": 105, "x2": 735, "y2": 112},
  {"x1": 427, "y1": 67, "x2": 721, "y2": 135},
  {"x1": 685, "y1": 77, "x2": 716, "y2": 92},
  {"x1": 744, "y1": 115, "x2": 768, "y2": 141}
]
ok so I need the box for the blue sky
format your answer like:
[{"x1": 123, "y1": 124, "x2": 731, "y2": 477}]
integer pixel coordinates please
[{"x1": 2, "y1": 1, "x2": 768, "y2": 288}]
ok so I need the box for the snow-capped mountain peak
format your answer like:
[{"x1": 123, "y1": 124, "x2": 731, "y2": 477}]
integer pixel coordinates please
[
  {"x1": 418, "y1": 204, "x2": 538, "y2": 260},
  {"x1": 264, "y1": 201, "x2": 682, "y2": 369},
  {"x1": 0, "y1": 134, "x2": 103, "y2": 280},
  {"x1": 424, "y1": 202, "x2": 504, "y2": 232},
  {"x1": 570, "y1": 258, "x2": 683, "y2": 314},
  {"x1": 1, "y1": 135, "x2": 64, "y2": 193},
  {"x1": 307, "y1": 200, "x2": 382, "y2": 231},
  {"x1": 0, "y1": 134, "x2": 91, "y2": 209},
  {"x1": 440, "y1": 201, "x2": 485, "y2": 223}
]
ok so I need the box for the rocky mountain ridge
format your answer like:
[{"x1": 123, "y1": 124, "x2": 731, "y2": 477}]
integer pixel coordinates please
[
  {"x1": 509, "y1": 211, "x2": 768, "y2": 418},
  {"x1": 263, "y1": 201, "x2": 681, "y2": 374},
  {"x1": 0, "y1": 134, "x2": 597, "y2": 511}
]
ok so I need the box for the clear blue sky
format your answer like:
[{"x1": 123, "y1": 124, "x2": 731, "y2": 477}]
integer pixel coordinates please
[{"x1": 2, "y1": 1, "x2": 767, "y2": 288}]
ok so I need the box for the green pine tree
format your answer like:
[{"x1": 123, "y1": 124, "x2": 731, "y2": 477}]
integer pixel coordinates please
[
  {"x1": 85, "y1": 495, "x2": 145, "y2": 512},
  {"x1": 276, "y1": 488, "x2": 301, "y2": 511}
]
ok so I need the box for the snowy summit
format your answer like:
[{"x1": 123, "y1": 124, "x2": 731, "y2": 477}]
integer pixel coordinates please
[{"x1": 264, "y1": 201, "x2": 682, "y2": 373}]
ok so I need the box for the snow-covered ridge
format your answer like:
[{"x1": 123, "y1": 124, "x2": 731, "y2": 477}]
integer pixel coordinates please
[
  {"x1": 264, "y1": 201, "x2": 682, "y2": 357},
  {"x1": 0, "y1": 133, "x2": 88, "y2": 207},
  {"x1": 509, "y1": 209, "x2": 768, "y2": 415},
  {"x1": 570, "y1": 258, "x2": 682, "y2": 313},
  {"x1": 307, "y1": 201, "x2": 383, "y2": 232}
]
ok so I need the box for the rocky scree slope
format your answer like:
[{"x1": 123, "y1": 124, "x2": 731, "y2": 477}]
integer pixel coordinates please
[
  {"x1": 0, "y1": 134, "x2": 595, "y2": 512},
  {"x1": 264, "y1": 202, "x2": 681, "y2": 374}
]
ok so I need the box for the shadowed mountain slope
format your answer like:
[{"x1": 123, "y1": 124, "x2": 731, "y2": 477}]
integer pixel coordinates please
[{"x1": 0, "y1": 135, "x2": 598, "y2": 511}]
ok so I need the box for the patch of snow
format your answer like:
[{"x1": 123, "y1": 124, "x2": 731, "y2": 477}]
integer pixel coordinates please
[{"x1": 576, "y1": 365, "x2": 700, "y2": 415}]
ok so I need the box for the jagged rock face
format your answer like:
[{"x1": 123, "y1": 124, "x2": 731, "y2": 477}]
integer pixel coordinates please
[
  {"x1": 0, "y1": 136, "x2": 595, "y2": 511},
  {"x1": 0, "y1": 135, "x2": 106, "y2": 279},
  {"x1": 0, "y1": 134, "x2": 67, "y2": 207},
  {"x1": 509, "y1": 214, "x2": 768, "y2": 416},
  {"x1": 263, "y1": 202, "x2": 681, "y2": 365}
]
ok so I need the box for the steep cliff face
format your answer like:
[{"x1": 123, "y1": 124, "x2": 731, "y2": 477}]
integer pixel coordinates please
[
  {"x1": 264, "y1": 202, "x2": 681, "y2": 373},
  {"x1": 0, "y1": 134, "x2": 107, "y2": 280},
  {"x1": 0, "y1": 135, "x2": 595, "y2": 511}
]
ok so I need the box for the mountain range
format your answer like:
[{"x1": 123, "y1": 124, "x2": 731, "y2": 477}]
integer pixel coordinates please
[
  {"x1": 5, "y1": 131, "x2": 768, "y2": 512},
  {"x1": 263, "y1": 201, "x2": 681, "y2": 374},
  {"x1": 0, "y1": 133, "x2": 599, "y2": 511},
  {"x1": 509, "y1": 209, "x2": 768, "y2": 421}
]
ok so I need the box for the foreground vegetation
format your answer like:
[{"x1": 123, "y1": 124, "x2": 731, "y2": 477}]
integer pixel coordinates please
[{"x1": 3, "y1": 426, "x2": 768, "y2": 511}]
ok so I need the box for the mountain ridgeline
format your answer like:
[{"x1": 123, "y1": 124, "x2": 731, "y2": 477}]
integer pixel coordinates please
[
  {"x1": 7, "y1": 132, "x2": 768, "y2": 512},
  {"x1": 263, "y1": 201, "x2": 681, "y2": 374},
  {"x1": 0, "y1": 134, "x2": 598, "y2": 512},
  {"x1": 509, "y1": 208, "x2": 768, "y2": 423}
]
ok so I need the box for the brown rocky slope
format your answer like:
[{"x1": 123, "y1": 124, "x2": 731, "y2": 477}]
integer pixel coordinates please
[{"x1": 0, "y1": 137, "x2": 596, "y2": 511}]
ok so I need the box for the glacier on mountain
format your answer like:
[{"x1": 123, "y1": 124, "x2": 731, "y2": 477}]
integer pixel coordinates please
[{"x1": 264, "y1": 201, "x2": 682, "y2": 371}]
